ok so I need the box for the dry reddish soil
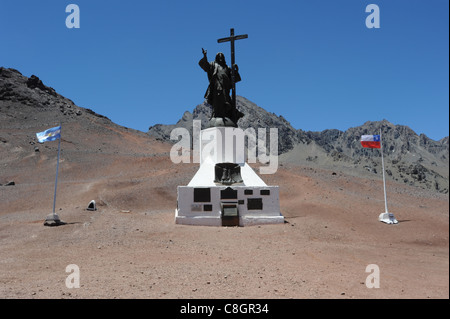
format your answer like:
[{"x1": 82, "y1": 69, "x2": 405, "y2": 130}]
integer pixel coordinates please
[{"x1": 0, "y1": 122, "x2": 448, "y2": 300}]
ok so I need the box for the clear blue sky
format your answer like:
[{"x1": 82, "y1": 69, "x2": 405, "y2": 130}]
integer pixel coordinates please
[{"x1": 1, "y1": 0, "x2": 448, "y2": 140}]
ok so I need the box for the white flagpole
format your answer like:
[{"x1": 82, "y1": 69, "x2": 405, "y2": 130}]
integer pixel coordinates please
[
  {"x1": 380, "y1": 128, "x2": 388, "y2": 214},
  {"x1": 52, "y1": 126, "x2": 62, "y2": 216},
  {"x1": 43, "y1": 125, "x2": 64, "y2": 226},
  {"x1": 378, "y1": 128, "x2": 397, "y2": 224}
]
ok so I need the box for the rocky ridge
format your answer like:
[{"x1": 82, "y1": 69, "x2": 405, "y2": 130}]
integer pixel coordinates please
[
  {"x1": 0, "y1": 67, "x2": 167, "y2": 186},
  {"x1": 148, "y1": 96, "x2": 449, "y2": 193}
]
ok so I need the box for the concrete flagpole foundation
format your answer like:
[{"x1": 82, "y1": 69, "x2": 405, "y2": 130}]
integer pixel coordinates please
[
  {"x1": 378, "y1": 212, "x2": 398, "y2": 224},
  {"x1": 44, "y1": 213, "x2": 65, "y2": 226}
]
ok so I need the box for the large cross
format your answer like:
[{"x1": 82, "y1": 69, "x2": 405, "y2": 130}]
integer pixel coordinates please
[{"x1": 217, "y1": 28, "x2": 248, "y2": 109}]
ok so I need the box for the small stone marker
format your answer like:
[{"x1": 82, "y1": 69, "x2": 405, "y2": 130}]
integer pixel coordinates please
[{"x1": 87, "y1": 200, "x2": 96, "y2": 211}]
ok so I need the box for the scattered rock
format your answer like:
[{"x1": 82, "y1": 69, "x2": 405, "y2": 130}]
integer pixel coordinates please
[{"x1": 26, "y1": 75, "x2": 57, "y2": 96}]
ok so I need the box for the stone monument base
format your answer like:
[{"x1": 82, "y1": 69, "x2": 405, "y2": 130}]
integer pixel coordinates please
[
  {"x1": 175, "y1": 126, "x2": 284, "y2": 227},
  {"x1": 175, "y1": 209, "x2": 285, "y2": 227},
  {"x1": 175, "y1": 184, "x2": 284, "y2": 227}
]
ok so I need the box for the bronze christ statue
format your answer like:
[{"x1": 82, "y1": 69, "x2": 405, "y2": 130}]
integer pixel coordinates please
[{"x1": 199, "y1": 49, "x2": 244, "y2": 127}]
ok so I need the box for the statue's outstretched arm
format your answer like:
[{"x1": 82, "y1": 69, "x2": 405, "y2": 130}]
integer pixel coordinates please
[{"x1": 199, "y1": 48, "x2": 210, "y2": 72}]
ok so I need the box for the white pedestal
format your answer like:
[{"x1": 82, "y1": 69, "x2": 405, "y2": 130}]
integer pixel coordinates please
[
  {"x1": 200, "y1": 126, "x2": 245, "y2": 165},
  {"x1": 175, "y1": 127, "x2": 284, "y2": 227}
]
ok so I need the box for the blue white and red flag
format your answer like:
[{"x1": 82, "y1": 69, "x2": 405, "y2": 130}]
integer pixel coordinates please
[{"x1": 361, "y1": 135, "x2": 381, "y2": 148}]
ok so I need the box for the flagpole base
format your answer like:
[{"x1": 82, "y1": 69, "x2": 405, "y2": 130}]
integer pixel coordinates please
[
  {"x1": 44, "y1": 213, "x2": 66, "y2": 227},
  {"x1": 378, "y1": 212, "x2": 398, "y2": 224}
]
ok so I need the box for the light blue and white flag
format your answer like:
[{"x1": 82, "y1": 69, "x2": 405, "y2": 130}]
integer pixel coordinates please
[{"x1": 36, "y1": 126, "x2": 61, "y2": 143}]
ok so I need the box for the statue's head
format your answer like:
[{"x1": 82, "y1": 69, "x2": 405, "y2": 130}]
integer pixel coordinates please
[{"x1": 215, "y1": 52, "x2": 226, "y2": 66}]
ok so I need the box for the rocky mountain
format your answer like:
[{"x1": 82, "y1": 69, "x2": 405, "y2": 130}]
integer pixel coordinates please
[
  {"x1": 1, "y1": 66, "x2": 447, "y2": 194},
  {"x1": 299, "y1": 120, "x2": 448, "y2": 193},
  {"x1": 0, "y1": 67, "x2": 168, "y2": 186},
  {"x1": 148, "y1": 96, "x2": 449, "y2": 194}
]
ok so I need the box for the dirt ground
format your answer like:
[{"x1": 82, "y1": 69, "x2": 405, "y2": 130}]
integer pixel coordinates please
[
  {"x1": 0, "y1": 125, "x2": 448, "y2": 300},
  {"x1": 1, "y1": 67, "x2": 448, "y2": 301}
]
